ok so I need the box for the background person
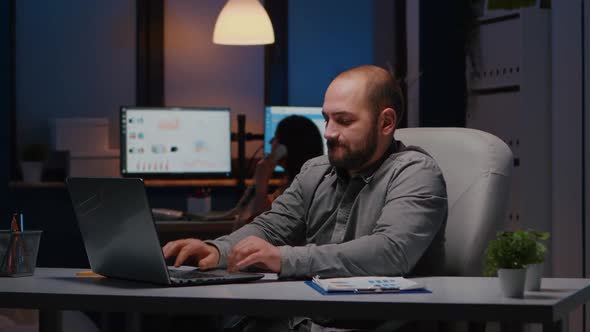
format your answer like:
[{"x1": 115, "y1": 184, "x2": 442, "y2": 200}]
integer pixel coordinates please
[{"x1": 240, "y1": 115, "x2": 324, "y2": 222}]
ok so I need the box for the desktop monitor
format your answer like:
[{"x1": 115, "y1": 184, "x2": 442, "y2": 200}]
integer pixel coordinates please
[
  {"x1": 120, "y1": 106, "x2": 232, "y2": 178},
  {"x1": 264, "y1": 106, "x2": 327, "y2": 172}
]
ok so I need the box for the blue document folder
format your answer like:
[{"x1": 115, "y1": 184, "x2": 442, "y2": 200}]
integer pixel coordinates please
[{"x1": 305, "y1": 280, "x2": 432, "y2": 295}]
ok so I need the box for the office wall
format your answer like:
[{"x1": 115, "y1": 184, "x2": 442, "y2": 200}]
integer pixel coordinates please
[
  {"x1": 1, "y1": 0, "x2": 9, "y2": 219},
  {"x1": 16, "y1": 0, "x2": 135, "y2": 149},
  {"x1": 372, "y1": 0, "x2": 395, "y2": 71},
  {"x1": 551, "y1": 0, "x2": 583, "y2": 279},
  {"x1": 164, "y1": 0, "x2": 265, "y2": 157},
  {"x1": 288, "y1": 0, "x2": 374, "y2": 106},
  {"x1": 406, "y1": 0, "x2": 420, "y2": 127},
  {"x1": 585, "y1": 0, "x2": 590, "y2": 329},
  {"x1": 586, "y1": 0, "x2": 590, "y2": 281},
  {"x1": 551, "y1": 4, "x2": 584, "y2": 330}
]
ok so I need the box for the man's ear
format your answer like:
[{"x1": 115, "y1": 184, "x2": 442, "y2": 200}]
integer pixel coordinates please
[{"x1": 380, "y1": 108, "x2": 396, "y2": 135}]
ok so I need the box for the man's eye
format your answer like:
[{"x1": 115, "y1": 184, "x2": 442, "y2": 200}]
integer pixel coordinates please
[{"x1": 337, "y1": 118, "x2": 352, "y2": 125}]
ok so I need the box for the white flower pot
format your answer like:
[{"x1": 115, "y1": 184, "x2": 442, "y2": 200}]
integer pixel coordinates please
[
  {"x1": 525, "y1": 263, "x2": 544, "y2": 291},
  {"x1": 498, "y1": 268, "x2": 527, "y2": 298},
  {"x1": 21, "y1": 161, "x2": 44, "y2": 183}
]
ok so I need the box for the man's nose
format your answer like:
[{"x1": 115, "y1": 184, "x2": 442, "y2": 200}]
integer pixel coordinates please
[{"x1": 324, "y1": 121, "x2": 338, "y2": 141}]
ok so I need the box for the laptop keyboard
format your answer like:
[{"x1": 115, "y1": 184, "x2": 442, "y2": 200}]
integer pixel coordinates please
[{"x1": 168, "y1": 269, "x2": 226, "y2": 280}]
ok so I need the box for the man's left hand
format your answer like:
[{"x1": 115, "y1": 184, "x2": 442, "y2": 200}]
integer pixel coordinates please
[{"x1": 227, "y1": 236, "x2": 281, "y2": 273}]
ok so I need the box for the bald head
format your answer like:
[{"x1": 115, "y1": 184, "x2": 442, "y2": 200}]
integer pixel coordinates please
[{"x1": 334, "y1": 65, "x2": 404, "y2": 125}]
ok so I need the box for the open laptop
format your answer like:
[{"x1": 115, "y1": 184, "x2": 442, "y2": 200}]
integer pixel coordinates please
[{"x1": 66, "y1": 177, "x2": 264, "y2": 286}]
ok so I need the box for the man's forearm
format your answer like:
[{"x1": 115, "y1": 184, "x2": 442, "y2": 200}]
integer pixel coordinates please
[
  {"x1": 204, "y1": 223, "x2": 273, "y2": 267},
  {"x1": 279, "y1": 233, "x2": 418, "y2": 278}
]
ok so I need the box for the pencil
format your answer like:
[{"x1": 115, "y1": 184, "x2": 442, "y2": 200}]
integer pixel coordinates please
[{"x1": 75, "y1": 271, "x2": 104, "y2": 278}]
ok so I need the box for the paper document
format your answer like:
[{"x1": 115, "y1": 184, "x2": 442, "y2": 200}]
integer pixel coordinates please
[{"x1": 311, "y1": 275, "x2": 425, "y2": 293}]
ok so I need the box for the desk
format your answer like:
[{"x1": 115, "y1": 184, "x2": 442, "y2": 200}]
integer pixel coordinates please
[
  {"x1": 9, "y1": 178, "x2": 286, "y2": 188},
  {"x1": 1, "y1": 269, "x2": 589, "y2": 332}
]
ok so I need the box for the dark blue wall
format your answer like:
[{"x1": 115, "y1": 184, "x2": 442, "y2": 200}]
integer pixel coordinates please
[
  {"x1": 288, "y1": 0, "x2": 374, "y2": 106},
  {"x1": 16, "y1": 0, "x2": 135, "y2": 148}
]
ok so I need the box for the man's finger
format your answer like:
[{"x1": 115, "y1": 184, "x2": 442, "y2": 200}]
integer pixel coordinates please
[
  {"x1": 230, "y1": 245, "x2": 258, "y2": 265},
  {"x1": 232, "y1": 237, "x2": 256, "y2": 252},
  {"x1": 174, "y1": 243, "x2": 199, "y2": 267},
  {"x1": 228, "y1": 247, "x2": 260, "y2": 271},
  {"x1": 235, "y1": 252, "x2": 262, "y2": 271},
  {"x1": 231, "y1": 243, "x2": 255, "y2": 259},
  {"x1": 198, "y1": 254, "x2": 217, "y2": 270},
  {"x1": 162, "y1": 239, "x2": 187, "y2": 258}
]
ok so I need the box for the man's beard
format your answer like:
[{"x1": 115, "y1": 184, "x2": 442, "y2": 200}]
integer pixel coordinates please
[{"x1": 327, "y1": 128, "x2": 378, "y2": 171}]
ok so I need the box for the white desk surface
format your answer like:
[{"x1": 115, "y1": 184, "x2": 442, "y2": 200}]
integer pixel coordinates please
[{"x1": 0, "y1": 268, "x2": 589, "y2": 324}]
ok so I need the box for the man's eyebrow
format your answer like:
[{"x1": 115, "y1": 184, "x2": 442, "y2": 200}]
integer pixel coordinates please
[{"x1": 322, "y1": 110, "x2": 354, "y2": 117}]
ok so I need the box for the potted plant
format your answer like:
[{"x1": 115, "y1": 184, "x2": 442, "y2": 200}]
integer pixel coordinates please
[
  {"x1": 525, "y1": 230, "x2": 550, "y2": 291},
  {"x1": 20, "y1": 143, "x2": 49, "y2": 183},
  {"x1": 483, "y1": 230, "x2": 537, "y2": 298}
]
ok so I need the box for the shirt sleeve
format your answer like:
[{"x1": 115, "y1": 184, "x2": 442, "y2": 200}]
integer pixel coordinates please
[
  {"x1": 279, "y1": 156, "x2": 448, "y2": 279},
  {"x1": 205, "y1": 163, "x2": 312, "y2": 268}
]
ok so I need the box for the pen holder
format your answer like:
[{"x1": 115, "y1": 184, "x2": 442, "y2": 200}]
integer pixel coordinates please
[{"x1": 0, "y1": 230, "x2": 42, "y2": 277}]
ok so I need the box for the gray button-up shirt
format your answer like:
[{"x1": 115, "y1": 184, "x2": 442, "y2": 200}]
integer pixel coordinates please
[{"x1": 207, "y1": 140, "x2": 447, "y2": 279}]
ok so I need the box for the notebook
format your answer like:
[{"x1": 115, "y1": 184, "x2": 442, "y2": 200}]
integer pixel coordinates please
[
  {"x1": 306, "y1": 276, "x2": 429, "y2": 295},
  {"x1": 66, "y1": 177, "x2": 264, "y2": 286}
]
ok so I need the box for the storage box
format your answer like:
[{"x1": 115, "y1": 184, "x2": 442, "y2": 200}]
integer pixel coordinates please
[
  {"x1": 52, "y1": 118, "x2": 110, "y2": 153},
  {"x1": 69, "y1": 149, "x2": 120, "y2": 177}
]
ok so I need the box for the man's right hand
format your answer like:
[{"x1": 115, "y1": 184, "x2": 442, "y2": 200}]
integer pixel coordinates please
[{"x1": 162, "y1": 239, "x2": 220, "y2": 270}]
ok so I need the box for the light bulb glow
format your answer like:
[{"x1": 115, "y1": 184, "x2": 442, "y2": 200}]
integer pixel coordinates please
[{"x1": 213, "y1": 0, "x2": 275, "y2": 45}]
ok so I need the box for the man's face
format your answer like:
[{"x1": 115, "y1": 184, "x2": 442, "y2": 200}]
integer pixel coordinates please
[{"x1": 322, "y1": 77, "x2": 380, "y2": 172}]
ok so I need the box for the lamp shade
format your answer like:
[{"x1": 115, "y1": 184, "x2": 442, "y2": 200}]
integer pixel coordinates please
[{"x1": 213, "y1": 0, "x2": 275, "y2": 45}]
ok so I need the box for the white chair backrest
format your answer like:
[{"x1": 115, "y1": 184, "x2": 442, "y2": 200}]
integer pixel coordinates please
[{"x1": 395, "y1": 127, "x2": 513, "y2": 276}]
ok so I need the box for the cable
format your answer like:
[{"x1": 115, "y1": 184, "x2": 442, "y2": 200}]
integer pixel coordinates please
[{"x1": 246, "y1": 144, "x2": 264, "y2": 177}]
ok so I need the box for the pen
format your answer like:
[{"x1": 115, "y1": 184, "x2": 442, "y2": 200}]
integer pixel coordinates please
[{"x1": 10, "y1": 213, "x2": 19, "y2": 232}]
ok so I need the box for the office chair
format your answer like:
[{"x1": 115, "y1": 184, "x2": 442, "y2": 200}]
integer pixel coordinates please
[
  {"x1": 395, "y1": 127, "x2": 513, "y2": 276},
  {"x1": 392, "y1": 128, "x2": 513, "y2": 331},
  {"x1": 393, "y1": 127, "x2": 513, "y2": 332}
]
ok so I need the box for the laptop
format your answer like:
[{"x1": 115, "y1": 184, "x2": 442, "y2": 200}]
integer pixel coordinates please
[{"x1": 66, "y1": 177, "x2": 264, "y2": 286}]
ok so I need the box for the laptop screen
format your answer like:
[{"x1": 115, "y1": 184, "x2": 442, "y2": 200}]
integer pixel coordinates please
[
  {"x1": 264, "y1": 106, "x2": 327, "y2": 172},
  {"x1": 120, "y1": 107, "x2": 232, "y2": 178}
]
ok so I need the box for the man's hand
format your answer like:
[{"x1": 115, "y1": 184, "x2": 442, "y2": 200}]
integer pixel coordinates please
[
  {"x1": 227, "y1": 236, "x2": 281, "y2": 273},
  {"x1": 162, "y1": 239, "x2": 220, "y2": 270}
]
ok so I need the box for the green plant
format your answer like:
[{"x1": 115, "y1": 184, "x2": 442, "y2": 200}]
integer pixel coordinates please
[
  {"x1": 21, "y1": 143, "x2": 49, "y2": 162},
  {"x1": 529, "y1": 230, "x2": 550, "y2": 264},
  {"x1": 483, "y1": 230, "x2": 537, "y2": 276}
]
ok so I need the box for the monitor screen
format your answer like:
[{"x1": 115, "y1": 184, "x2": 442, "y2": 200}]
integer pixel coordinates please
[
  {"x1": 264, "y1": 106, "x2": 327, "y2": 172},
  {"x1": 120, "y1": 107, "x2": 232, "y2": 178}
]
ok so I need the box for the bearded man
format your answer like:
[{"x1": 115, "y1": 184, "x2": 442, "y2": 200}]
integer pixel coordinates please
[{"x1": 163, "y1": 65, "x2": 448, "y2": 332}]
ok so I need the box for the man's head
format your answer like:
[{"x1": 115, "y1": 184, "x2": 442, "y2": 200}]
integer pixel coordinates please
[{"x1": 322, "y1": 65, "x2": 403, "y2": 174}]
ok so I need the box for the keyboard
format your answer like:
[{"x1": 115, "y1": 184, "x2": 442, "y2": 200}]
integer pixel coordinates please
[
  {"x1": 168, "y1": 269, "x2": 226, "y2": 280},
  {"x1": 167, "y1": 268, "x2": 264, "y2": 286}
]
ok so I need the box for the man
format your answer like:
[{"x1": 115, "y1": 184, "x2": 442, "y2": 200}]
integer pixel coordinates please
[{"x1": 163, "y1": 65, "x2": 447, "y2": 330}]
